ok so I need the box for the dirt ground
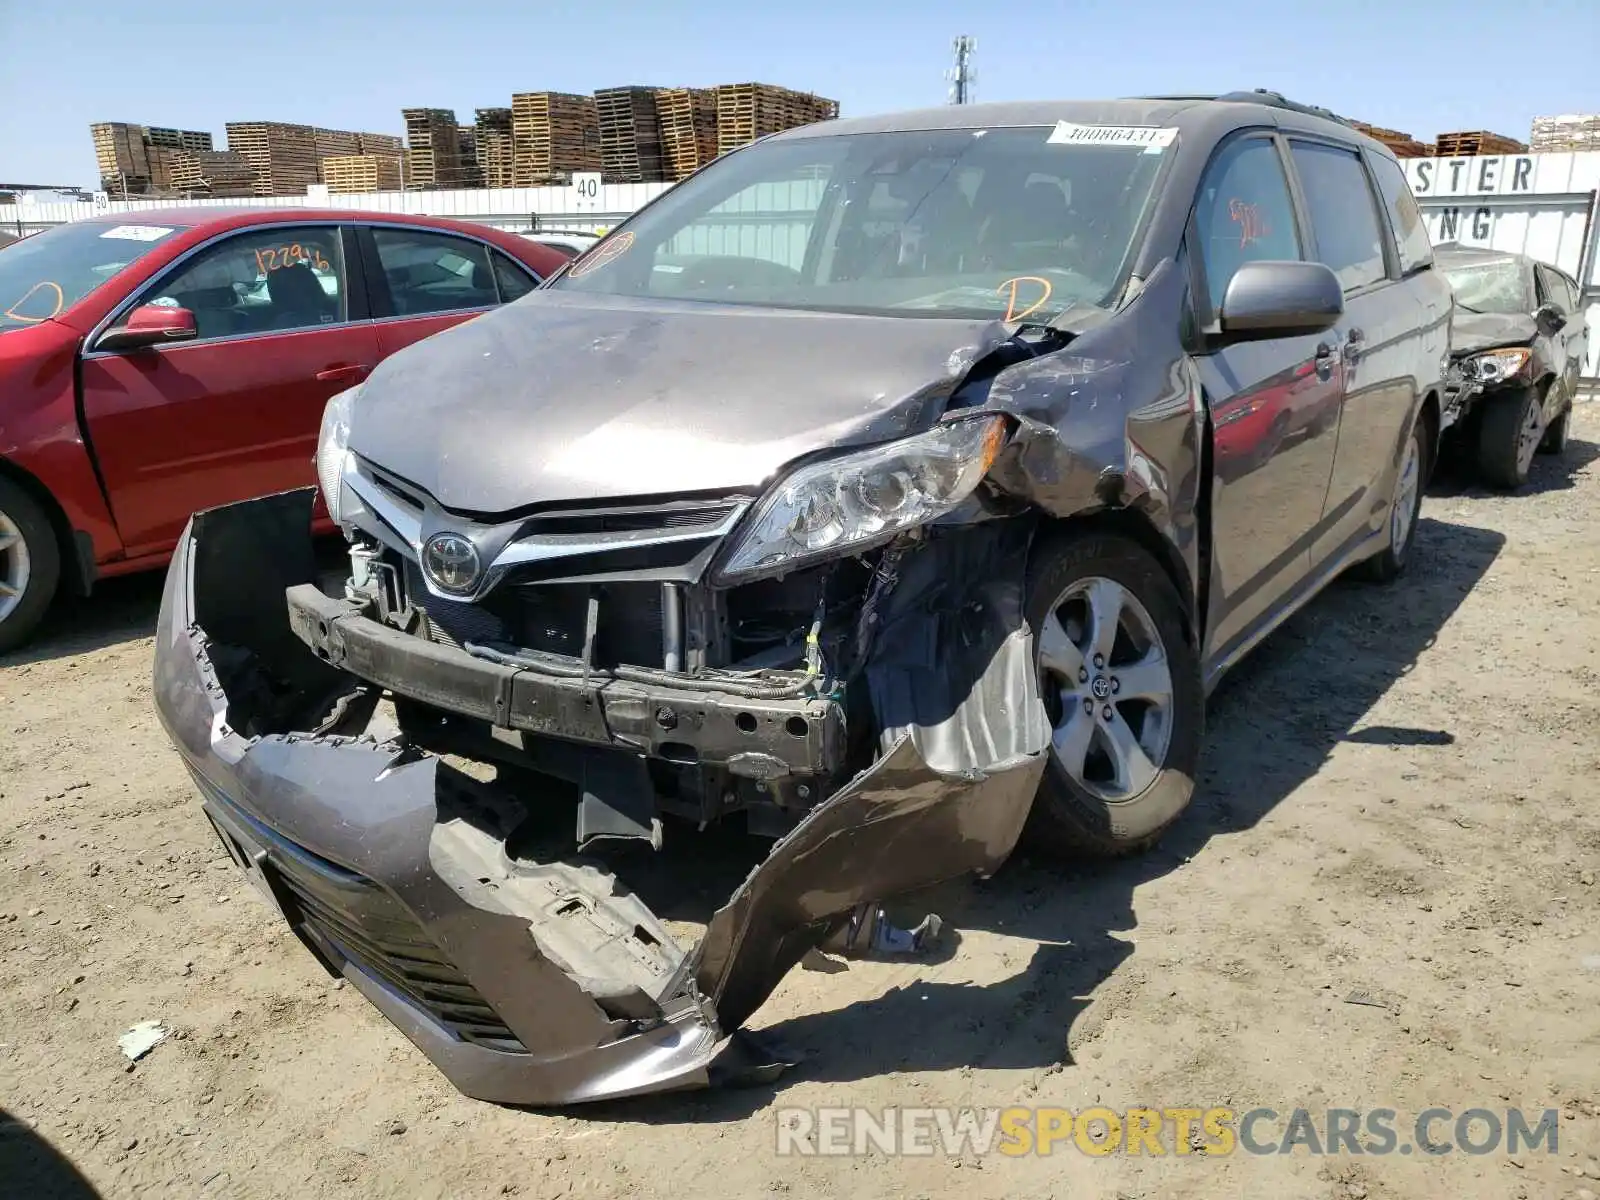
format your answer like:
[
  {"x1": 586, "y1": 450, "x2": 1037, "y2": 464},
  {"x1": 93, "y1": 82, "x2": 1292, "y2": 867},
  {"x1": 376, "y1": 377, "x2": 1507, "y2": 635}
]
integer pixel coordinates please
[{"x1": 3, "y1": 404, "x2": 1599, "y2": 1200}]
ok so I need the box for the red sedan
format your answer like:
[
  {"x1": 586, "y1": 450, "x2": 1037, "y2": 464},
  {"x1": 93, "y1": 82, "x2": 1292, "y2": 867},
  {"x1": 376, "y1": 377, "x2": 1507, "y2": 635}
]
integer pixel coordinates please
[{"x1": 0, "y1": 208, "x2": 567, "y2": 650}]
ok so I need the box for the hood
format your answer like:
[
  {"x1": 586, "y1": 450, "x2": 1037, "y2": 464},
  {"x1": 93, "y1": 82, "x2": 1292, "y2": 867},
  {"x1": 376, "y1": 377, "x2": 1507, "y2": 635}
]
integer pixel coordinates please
[
  {"x1": 348, "y1": 292, "x2": 1003, "y2": 515},
  {"x1": 1451, "y1": 310, "x2": 1536, "y2": 356}
]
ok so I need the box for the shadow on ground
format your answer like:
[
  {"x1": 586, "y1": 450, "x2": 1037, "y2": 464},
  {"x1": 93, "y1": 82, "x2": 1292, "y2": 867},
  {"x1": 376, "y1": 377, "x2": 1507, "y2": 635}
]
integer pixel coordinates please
[
  {"x1": 0, "y1": 1110, "x2": 101, "y2": 1200},
  {"x1": 1430, "y1": 434, "x2": 1598, "y2": 498},
  {"x1": 583, "y1": 513, "x2": 1505, "y2": 1124}
]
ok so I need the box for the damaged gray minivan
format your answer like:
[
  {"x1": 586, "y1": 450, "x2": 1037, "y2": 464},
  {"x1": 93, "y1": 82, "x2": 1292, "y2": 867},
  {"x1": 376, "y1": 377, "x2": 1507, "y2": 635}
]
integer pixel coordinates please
[{"x1": 154, "y1": 92, "x2": 1450, "y2": 1105}]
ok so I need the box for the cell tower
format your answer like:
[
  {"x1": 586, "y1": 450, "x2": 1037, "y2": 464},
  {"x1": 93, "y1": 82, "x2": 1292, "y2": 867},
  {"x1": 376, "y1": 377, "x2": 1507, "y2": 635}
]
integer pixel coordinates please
[{"x1": 947, "y1": 36, "x2": 976, "y2": 105}]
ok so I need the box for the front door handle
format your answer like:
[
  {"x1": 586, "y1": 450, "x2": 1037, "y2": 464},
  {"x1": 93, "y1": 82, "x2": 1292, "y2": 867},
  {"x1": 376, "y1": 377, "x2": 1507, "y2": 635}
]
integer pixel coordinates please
[
  {"x1": 1314, "y1": 340, "x2": 1338, "y2": 377},
  {"x1": 316, "y1": 363, "x2": 371, "y2": 384},
  {"x1": 1343, "y1": 328, "x2": 1366, "y2": 365}
]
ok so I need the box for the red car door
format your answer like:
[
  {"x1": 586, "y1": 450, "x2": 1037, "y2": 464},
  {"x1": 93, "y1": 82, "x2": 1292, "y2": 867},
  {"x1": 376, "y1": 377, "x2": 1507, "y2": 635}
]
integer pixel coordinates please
[
  {"x1": 359, "y1": 224, "x2": 539, "y2": 356},
  {"x1": 77, "y1": 223, "x2": 379, "y2": 558}
]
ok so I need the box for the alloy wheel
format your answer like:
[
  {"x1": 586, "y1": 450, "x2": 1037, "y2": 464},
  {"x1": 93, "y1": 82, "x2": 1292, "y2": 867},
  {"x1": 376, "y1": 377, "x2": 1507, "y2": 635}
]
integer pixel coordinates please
[
  {"x1": 1516, "y1": 398, "x2": 1542, "y2": 475},
  {"x1": 1391, "y1": 430, "x2": 1422, "y2": 554},
  {"x1": 0, "y1": 509, "x2": 31, "y2": 625},
  {"x1": 1037, "y1": 576, "x2": 1175, "y2": 803}
]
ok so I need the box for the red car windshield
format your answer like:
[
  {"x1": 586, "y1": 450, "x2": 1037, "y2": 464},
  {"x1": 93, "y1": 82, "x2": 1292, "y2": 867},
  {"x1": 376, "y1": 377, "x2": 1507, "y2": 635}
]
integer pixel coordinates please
[{"x1": 0, "y1": 220, "x2": 190, "y2": 332}]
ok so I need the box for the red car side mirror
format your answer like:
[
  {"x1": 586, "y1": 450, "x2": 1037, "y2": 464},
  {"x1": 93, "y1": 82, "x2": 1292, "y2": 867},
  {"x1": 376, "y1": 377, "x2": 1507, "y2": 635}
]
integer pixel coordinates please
[{"x1": 97, "y1": 304, "x2": 199, "y2": 352}]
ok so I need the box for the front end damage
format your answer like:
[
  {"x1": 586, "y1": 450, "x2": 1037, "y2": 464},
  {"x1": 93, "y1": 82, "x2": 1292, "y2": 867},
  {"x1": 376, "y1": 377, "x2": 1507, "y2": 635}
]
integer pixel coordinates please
[{"x1": 153, "y1": 487, "x2": 1049, "y2": 1105}]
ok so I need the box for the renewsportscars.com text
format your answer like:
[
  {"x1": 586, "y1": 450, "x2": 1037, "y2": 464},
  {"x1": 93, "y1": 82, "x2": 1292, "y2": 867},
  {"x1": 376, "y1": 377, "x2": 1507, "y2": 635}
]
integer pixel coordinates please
[{"x1": 774, "y1": 1106, "x2": 1561, "y2": 1158}]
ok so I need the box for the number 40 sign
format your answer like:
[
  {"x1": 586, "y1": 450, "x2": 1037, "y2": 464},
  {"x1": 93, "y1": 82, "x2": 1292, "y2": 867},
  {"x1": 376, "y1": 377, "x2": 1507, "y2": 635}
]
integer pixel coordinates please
[{"x1": 571, "y1": 172, "x2": 602, "y2": 211}]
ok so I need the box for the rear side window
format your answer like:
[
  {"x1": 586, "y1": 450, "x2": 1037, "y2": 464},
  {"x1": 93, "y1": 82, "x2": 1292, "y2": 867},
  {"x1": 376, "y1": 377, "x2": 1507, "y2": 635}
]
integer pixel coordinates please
[
  {"x1": 371, "y1": 228, "x2": 498, "y2": 317},
  {"x1": 1370, "y1": 154, "x2": 1433, "y2": 275},
  {"x1": 1288, "y1": 141, "x2": 1388, "y2": 293},
  {"x1": 1193, "y1": 137, "x2": 1302, "y2": 312},
  {"x1": 492, "y1": 250, "x2": 537, "y2": 302}
]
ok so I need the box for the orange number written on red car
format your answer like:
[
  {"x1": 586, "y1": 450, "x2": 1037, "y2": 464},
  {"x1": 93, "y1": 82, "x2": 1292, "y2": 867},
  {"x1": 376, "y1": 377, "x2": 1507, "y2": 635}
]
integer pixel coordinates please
[{"x1": 254, "y1": 244, "x2": 331, "y2": 275}]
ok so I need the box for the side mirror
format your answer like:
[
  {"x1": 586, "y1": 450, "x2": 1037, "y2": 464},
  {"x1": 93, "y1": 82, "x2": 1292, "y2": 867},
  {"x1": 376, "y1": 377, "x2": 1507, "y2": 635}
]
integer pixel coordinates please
[
  {"x1": 1535, "y1": 302, "x2": 1567, "y2": 334},
  {"x1": 1217, "y1": 261, "x2": 1344, "y2": 341},
  {"x1": 97, "y1": 304, "x2": 198, "y2": 352}
]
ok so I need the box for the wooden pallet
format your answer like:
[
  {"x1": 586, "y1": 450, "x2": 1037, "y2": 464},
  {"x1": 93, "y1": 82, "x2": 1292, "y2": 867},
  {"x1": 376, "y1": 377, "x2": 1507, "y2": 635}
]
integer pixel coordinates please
[
  {"x1": 1433, "y1": 130, "x2": 1528, "y2": 157},
  {"x1": 510, "y1": 92, "x2": 600, "y2": 185},
  {"x1": 321, "y1": 153, "x2": 405, "y2": 194},
  {"x1": 225, "y1": 121, "x2": 320, "y2": 196},
  {"x1": 402, "y1": 108, "x2": 474, "y2": 189},
  {"x1": 168, "y1": 150, "x2": 257, "y2": 197},
  {"x1": 357, "y1": 132, "x2": 403, "y2": 156},
  {"x1": 474, "y1": 108, "x2": 515, "y2": 188},
  {"x1": 595, "y1": 86, "x2": 668, "y2": 182},
  {"x1": 1530, "y1": 114, "x2": 1600, "y2": 154},
  {"x1": 713, "y1": 83, "x2": 838, "y2": 155},
  {"x1": 655, "y1": 88, "x2": 718, "y2": 180}
]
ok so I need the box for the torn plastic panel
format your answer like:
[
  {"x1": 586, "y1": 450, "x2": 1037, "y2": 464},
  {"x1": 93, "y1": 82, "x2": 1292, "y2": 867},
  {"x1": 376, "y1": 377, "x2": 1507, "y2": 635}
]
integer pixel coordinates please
[{"x1": 152, "y1": 489, "x2": 1048, "y2": 1105}]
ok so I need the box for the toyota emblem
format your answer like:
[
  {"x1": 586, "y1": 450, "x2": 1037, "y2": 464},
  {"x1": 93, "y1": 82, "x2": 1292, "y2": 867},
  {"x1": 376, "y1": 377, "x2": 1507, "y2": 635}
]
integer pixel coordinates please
[{"x1": 422, "y1": 533, "x2": 481, "y2": 595}]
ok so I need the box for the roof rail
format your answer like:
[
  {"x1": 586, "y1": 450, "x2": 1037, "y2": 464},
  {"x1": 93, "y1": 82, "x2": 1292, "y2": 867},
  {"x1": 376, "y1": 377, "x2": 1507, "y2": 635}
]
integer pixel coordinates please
[{"x1": 1212, "y1": 89, "x2": 1354, "y2": 128}]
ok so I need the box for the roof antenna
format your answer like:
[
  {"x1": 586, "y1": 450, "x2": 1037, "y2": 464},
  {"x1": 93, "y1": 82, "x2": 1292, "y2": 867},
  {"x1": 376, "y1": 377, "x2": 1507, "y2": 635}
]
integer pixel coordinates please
[{"x1": 947, "y1": 36, "x2": 976, "y2": 105}]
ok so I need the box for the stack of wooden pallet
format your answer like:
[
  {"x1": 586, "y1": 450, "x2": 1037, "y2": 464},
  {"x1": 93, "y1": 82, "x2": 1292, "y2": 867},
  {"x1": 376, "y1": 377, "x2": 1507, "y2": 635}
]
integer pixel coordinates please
[
  {"x1": 511, "y1": 91, "x2": 600, "y2": 186},
  {"x1": 1433, "y1": 130, "x2": 1528, "y2": 157},
  {"x1": 320, "y1": 154, "x2": 405, "y2": 194},
  {"x1": 1348, "y1": 121, "x2": 1432, "y2": 159},
  {"x1": 1530, "y1": 113, "x2": 1600, "y2": 154},
  {"x1": 656, "y1": 88, "x2": 718, "y2": 180},
  {"x1": 357, "y1": 132, "x2": 403, "y2": 156},
  {"x1": 594, "y1": 86, "x2": 668, "y2": 183},
  {"x1": 474, "y1": 108, "x2": 515, "y2": 188},
  {"x1": 402, "y1": 108, "x2": 469, "y2": 190},
  {"x1": 714, "y1": 83, "x2": 838, "y2": 156},
  {"x1": 225, "y1": 122, "x2": 320, "y2": 196},
  {"x1": 90, "y1": 123, "x2": 153, "y2": 193},
  {"x1": 314, "y1": 128, "x2": 361, "y2": 162},
  {"x1": 168, "y1": 150, "x2": 257, "y2": 197}
]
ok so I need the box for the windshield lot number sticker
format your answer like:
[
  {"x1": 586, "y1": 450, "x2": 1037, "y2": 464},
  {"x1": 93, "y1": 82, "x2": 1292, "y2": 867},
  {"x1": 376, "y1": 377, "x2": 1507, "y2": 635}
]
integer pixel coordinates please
[
  {"x1": 1047, "y1": 123, "x2": 1177, "y2": 154},
  {"x1": 99, "y1": 225, "x2": 174, "y2": 242}
]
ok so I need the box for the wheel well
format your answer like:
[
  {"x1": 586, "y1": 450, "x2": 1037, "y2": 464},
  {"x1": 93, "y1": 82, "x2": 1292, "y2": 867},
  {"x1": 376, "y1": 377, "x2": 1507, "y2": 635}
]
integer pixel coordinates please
[
  {"x1": 1029, "y1": 505, "x2": 1202, "y2": 650},
  {"x1": 0, "y1": 457, "x2": 90, "y2": 597},
  {"x1": 1418, "y1": 389, "x2": 1441, "y2": 483}
]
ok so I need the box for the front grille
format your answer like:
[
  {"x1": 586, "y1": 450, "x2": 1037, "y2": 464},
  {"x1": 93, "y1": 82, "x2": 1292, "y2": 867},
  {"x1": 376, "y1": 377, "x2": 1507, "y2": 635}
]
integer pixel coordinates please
[
  {"x1": 519, "y1": 500, "x2": 741, "y2": 536},
  {"x1": 272, "y1": 867, "x2": 525, "y2": 1051},
  {"x1": 197, "y1": 775, "x2": 523, "y2": 1052}
]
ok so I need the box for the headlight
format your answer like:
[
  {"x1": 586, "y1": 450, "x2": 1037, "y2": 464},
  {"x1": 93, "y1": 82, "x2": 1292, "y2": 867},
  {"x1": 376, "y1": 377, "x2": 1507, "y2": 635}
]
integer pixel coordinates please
[
  {"x1": 1465, "y1": 347, "x2": 1531, "y2": 383},
  {"x1": 716, "y1": 416, "x2": 1009, "y2": 581},
  {"x1": 316, "y1": 386, "x2": 358, "y2": 524}
]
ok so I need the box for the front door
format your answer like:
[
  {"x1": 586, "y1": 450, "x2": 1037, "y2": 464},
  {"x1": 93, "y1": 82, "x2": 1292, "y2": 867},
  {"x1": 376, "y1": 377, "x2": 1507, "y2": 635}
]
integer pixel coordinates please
[
  {"x1": 1193, "y1": 133, "x2": 1344, "y2": 661},
  {"x1": 79, "y1": 224, "x2": 379, "y2": 558}
]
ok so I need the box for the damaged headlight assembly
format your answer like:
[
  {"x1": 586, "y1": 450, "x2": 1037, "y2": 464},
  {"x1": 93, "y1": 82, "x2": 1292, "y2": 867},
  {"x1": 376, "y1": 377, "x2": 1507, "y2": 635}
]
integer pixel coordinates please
[
  {"x1": 315, "y1": 385, "x2": 360, "y2": 525},
  {"x1": 1463, "y1": 347, "x2": 1531, "y2": 384},
  {"x1": 715, "y1": 415, "x2": 1010, "y2": 581}
]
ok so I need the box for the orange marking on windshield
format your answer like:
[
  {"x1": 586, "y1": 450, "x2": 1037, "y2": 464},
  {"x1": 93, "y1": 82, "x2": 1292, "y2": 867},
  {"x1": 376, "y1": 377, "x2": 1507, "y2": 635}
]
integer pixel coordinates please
[
  {"x1": 3, "y1": 280, "x2": 65, "y2": 324},
  {"x1": 568, "y1": 231, "x2": 635, "y2": 279},
  {"x1": 998, "y1": 275, "x2": 1052, "y2": 322}
]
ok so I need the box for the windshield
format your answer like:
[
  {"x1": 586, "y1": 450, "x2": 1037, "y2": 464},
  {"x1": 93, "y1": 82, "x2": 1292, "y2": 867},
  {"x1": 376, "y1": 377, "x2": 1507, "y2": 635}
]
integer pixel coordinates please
[
  {"x1": 0, "y1": 220, "x2": 188, "y2": 332},
  {"x1": 553, "y1": 126, "x2": 1172, "y2": 320},
  {"x1": 1444, "y1": 259, "x2": 1531, "y2": 315}
]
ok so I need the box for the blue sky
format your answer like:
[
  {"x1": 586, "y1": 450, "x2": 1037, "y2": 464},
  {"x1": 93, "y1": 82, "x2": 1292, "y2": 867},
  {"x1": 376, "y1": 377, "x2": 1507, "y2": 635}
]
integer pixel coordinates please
[{"x1": 3, "y1": 0, "x2": 1598, "y2": 187}]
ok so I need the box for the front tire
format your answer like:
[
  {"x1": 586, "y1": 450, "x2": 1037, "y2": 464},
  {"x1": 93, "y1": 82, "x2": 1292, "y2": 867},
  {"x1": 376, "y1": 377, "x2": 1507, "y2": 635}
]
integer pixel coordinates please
[
  {"x1": 1023, "y1": 532, "x2": 1203, "y2": 858},
  {"x1": 1476, "y1": 385, "x2": 1542, "y2": 489},
  {"x1": 0, "y1": 478, "x2": 62, "y2": 655}
]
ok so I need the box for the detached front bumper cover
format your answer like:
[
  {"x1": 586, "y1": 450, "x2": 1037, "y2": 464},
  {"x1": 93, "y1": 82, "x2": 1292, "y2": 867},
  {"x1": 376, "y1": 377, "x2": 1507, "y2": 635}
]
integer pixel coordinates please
[{"x1": 152, "y1": 489, "x2": 1048, "y2": 1106}]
